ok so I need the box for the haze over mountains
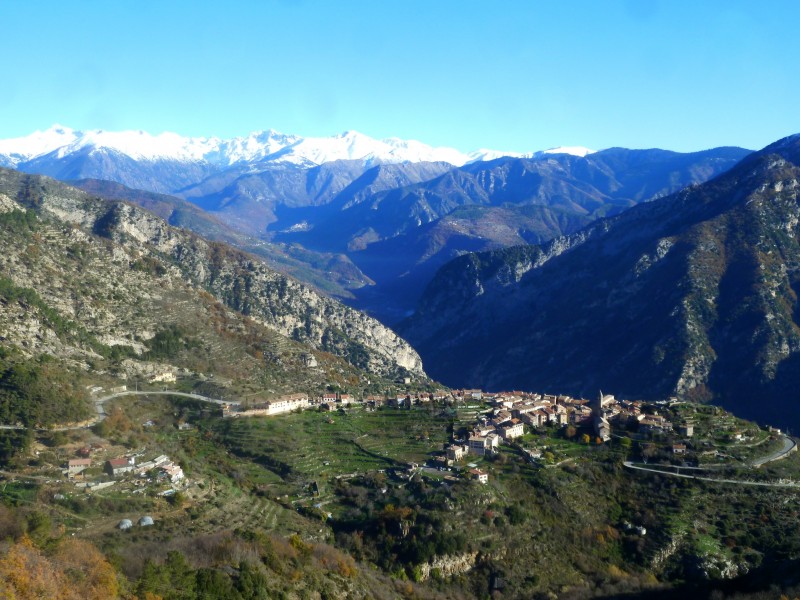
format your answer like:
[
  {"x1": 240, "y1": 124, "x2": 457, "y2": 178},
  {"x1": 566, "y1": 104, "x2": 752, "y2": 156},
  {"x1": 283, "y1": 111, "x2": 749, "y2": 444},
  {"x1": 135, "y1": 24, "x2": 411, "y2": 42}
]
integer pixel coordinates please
[{"x1": 0, "y1": 126, "x2": 750, "y2": 322}]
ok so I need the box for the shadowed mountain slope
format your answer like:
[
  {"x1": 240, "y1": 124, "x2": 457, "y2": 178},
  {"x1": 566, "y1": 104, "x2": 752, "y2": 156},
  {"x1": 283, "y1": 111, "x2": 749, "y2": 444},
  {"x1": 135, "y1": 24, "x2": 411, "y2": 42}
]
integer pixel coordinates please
[{"x1": 400, "y1": 135, "x2": 800, "y2": 429}]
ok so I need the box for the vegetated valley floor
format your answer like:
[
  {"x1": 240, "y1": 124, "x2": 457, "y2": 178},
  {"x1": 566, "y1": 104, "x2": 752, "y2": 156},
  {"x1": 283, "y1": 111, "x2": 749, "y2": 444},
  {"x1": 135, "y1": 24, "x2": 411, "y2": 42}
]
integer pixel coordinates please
[{"x1": 3, "y1": 391, "x2": 800, "y2": 599}]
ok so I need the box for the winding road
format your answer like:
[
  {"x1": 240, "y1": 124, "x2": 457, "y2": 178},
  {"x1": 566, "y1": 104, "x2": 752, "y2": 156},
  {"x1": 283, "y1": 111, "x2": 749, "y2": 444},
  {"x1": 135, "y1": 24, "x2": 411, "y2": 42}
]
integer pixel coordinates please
[
  {"x1": 622, "y1": 434, "x2": 798, "y2": 487},
  {"x1": 0, "y1": 390, "x2": 239, "y2": 432},
  {"x1": 751, "y1": 434, "x2": 797, "y2": 467}
]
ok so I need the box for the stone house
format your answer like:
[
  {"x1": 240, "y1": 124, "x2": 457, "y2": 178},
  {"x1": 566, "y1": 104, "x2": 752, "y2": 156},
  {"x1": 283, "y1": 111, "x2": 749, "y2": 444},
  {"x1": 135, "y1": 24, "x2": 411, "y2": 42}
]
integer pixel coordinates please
[
  {"x1": 499, "y1": 419, "x2": 525, "y2": 440},
  {"x1": 446, "y1": 444, "x2": 467, "y2": 462},
  {"x1": 672, "y1": 443, "x2": 687, "y2": 455},
  {"x1": 105, "y1": 457, "x2": 135, "y2": 477},
  {"x1": 469, "y1": 468, "x2": 489, "y2": 484},
  {"x1": 468, "y1": 433, "x2": 500, "y2": 456},
  {"x1": 67, "y1": 458, "x2": 92, "y2": 477}
]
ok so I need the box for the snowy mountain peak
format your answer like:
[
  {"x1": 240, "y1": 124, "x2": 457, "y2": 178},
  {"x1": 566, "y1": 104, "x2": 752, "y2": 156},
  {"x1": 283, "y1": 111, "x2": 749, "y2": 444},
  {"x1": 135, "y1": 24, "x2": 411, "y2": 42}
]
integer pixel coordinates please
[
  {"x1": 0, "y1": 125, "x2": 595, "y2": 169},
  {"x1": 0, "y1": 125, "x2": 79, "y2": 164},
  {"x1": 466, "y1": 149, "x2": 534, "y2": 163},
  {"x1": 538, "y1": 146, "x2": 596, "y2": 157},
  {"x1": 334, "y1": 130, "x2": 364, "y2": 139}
]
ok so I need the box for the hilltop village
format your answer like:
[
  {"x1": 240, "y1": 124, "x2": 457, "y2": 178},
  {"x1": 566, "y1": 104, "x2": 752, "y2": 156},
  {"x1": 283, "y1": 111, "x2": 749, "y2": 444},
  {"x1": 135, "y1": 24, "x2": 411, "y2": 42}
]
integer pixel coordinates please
[
  {"x1": 243, "y1": 389, "x2": 666, "y2": 434},
  {"x1": 11, "y1": 381, "x2": 783, "y2": 539},
  {"x1": 1, "y1": 376, "x2": 796, "y2": 599},
  {"x1": 220, "y1": 387, "x2": 784, "y2": 476}
]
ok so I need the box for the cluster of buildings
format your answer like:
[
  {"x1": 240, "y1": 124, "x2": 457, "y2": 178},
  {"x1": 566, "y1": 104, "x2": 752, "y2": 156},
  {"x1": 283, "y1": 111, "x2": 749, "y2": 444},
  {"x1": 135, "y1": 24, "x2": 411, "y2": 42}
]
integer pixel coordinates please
[
  {"x1": 65, "y1": 453, "x2": 184, "y2": 485},
  {"x1": 223, "y1": 393, "x2": 311, "y2": 418},
  {"x1": 106, "y1": 454, "x2": 185, "y2": 484},
  {"x1": 466, "y1": 389, "x2": 689, "y2": 443},
  {"x1": 441, "y1": 390, "x2": 696, "y2": 471},
  {"x1": 445, "y1": 392, "x2": 584, "y2": 463},
  {"x1": 221, "y1": 389, "x2": 455, "y2": 418},
  {"x1": 589, "y1": 392, "x2": 697, "y2": 442}
]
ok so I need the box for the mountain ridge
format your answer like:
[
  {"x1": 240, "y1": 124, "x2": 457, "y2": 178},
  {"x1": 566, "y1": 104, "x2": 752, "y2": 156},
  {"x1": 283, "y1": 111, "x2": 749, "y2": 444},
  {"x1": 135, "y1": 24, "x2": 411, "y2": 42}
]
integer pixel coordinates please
[
  {"x1": 69, "y1": 177, "x2": 375, "y2": 299},
  {"x1": 0, "y1": 125, "x2": 589, "y2": 170},
  {"x1": 0, "y1": 167, "x2": 424, "y2": 378},
  {"x1": 399, "y1": 134, "x2": 800, "y2": 430},
  {"x1": 277, "y1": 146, "x2": 750, "y2": 321}
]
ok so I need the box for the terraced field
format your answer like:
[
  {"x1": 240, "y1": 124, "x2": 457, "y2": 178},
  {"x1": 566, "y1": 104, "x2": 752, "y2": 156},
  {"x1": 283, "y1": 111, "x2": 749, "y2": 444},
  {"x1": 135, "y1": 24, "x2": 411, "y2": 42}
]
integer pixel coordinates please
[
  {"x1": 209, "y1": 406, "x2": 452, "y2": 498},
  {"x1": 453, "y1": 403, "x2": 486, "y2": 430},
  {"x1": 188, "y1": 486, "x2": 308, "y2": 535}
]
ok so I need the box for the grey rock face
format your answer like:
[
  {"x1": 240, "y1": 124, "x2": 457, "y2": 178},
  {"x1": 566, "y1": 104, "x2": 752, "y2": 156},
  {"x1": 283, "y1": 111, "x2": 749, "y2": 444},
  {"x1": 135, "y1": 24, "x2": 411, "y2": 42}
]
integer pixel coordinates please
[{"x1": 0, "y1": 168, "x2": 424, "y2": 378}]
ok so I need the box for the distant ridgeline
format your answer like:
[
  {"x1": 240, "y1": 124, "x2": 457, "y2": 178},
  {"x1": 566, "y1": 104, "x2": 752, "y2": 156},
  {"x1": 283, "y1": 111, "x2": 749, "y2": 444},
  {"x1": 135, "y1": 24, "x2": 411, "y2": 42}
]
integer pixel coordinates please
[
  {"x1": 0, "y1": 126, "x2": 748, "y2": 322},
  {"x1": 401, "y1": 134, "x2": 800, "y2": 432}
]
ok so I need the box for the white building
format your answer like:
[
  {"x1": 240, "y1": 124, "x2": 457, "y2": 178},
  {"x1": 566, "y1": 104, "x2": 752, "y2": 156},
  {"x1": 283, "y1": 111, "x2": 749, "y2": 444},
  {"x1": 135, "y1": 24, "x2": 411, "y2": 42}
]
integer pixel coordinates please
[
  {"x1": 499, "y1": 420, "x2": 525, "y2": 439},
  {"x1": 470, "y1": 468, "x2": 489, "y2": 484},
  {"x1": 468, "y1": 433, "x2": 500, "y2": 456},
  {"x1": 266, "y1": 393, "x2": 310, "y2": 415}
]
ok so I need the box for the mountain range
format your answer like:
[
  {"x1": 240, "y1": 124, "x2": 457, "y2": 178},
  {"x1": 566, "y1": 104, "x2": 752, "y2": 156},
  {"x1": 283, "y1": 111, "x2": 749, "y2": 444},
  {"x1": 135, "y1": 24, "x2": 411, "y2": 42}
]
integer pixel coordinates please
[
  {"x1": 0, "y1": 125, "x2": 586, "y2": 173},
  {"x1": 0, "y1": 126, "x2": 751, "y2": 324},
  {"x1": 399, "y1": 134, "x2": 800, "y2": 431},
  {"x1": 1, "y1": 123, "x2": 799, "y2": 429},
  {"x1": 278, "y1": 147, "x2": 750, "y2": 320}
]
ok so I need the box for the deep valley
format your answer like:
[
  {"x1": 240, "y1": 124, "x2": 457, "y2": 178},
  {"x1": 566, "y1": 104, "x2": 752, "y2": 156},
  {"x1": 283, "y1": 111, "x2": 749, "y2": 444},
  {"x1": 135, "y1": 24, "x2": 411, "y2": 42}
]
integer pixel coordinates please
[{"x1": 1, "y1": 128, "x2": 799, "y2": 599}]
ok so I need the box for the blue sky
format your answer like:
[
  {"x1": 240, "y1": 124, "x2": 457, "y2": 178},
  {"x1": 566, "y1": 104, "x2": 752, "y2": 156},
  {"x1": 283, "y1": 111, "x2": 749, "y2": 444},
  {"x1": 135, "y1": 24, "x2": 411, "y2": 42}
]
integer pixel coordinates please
[{"x1": 2, "y1": 0, "x2": 798, "y2": 153}]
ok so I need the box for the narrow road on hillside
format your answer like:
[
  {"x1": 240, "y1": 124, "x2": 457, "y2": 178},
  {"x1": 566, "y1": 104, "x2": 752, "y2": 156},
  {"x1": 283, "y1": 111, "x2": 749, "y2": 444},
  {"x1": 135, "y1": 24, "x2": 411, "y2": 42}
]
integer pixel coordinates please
[
  {"x1": 751, "y1": 434, "x2": 797, "y2": 467},
  {"x1": 623, "y1": 434, "x2": 798, "y2": 488},
  {"x1": 623, "y1": 460, "x2": 799, "y2": 488},
  {"x1": 0, "y1": 390, "x2": 239, "y2": 432}
]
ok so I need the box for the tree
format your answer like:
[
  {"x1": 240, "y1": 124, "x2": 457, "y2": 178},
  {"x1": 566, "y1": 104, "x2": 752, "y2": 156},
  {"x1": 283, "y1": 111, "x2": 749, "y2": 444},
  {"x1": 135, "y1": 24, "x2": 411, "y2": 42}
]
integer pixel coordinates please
[
  {"x1": 0, "y1": 535, "x2": 64, "y2": 599},
  {"x1": 641, "y1": 443, "x2": 657, "y2": 462},
  {"x1": 0, "y1": 535, "x2": 121, "y2": 599},
  {"x1": 581, "y1": 433, "x2": 591, "y2": 445},
  {"x1": 236, "y1": 562, "x2": 270, "y2": 598},
  {"x1": 54, "y1": 538, "x2": 121, "y2": 599},
  {"x1": 25, "y1": 511, "x2": 51, "y2": 544},
  {"x1": 195, "y1": 569, "x2": 241, "y2": 599},
  {"x1": 137, "y1": 551, "x2": 195, "y2": 599}
]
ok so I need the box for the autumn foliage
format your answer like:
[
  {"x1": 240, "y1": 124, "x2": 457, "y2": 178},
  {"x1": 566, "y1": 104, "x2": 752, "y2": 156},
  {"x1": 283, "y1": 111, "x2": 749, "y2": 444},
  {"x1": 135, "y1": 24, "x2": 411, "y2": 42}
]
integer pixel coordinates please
[{"x1": 0, "y1": 535, "x2": 121, "y2": 599}]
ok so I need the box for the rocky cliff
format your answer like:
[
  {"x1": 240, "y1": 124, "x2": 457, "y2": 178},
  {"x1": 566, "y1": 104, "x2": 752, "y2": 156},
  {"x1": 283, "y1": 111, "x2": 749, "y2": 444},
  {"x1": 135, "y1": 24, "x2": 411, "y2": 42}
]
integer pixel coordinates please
[{"x1": 0, "y1": 168, "x2": 423, "y2": 378}]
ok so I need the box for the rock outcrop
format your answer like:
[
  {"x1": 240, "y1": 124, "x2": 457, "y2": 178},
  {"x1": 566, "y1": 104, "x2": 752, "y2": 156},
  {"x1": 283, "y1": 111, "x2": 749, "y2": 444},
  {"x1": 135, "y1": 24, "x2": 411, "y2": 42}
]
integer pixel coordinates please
[{"x1": 0, "y1": 168, "x2": 424, "y2": 378}]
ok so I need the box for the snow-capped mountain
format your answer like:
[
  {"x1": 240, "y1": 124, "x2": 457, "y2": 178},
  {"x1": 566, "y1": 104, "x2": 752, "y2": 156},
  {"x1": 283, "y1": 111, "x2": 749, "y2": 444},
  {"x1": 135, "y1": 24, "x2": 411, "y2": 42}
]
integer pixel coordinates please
[
  {"x1": 0, "y1": 126, "x2": 300, "y2": 168},
  {"x1": 537, "y1": 146, "x2": 595, "y2": 157},
  {"x1": 0, "y1": 126, "x2": 79, "y2": 166},
  {"x1": 462, "y1": 146, "x2": 594, "y2": 162},
  {"x1": 0, "y1": 125, "x2": 595, "y2": 170}
]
